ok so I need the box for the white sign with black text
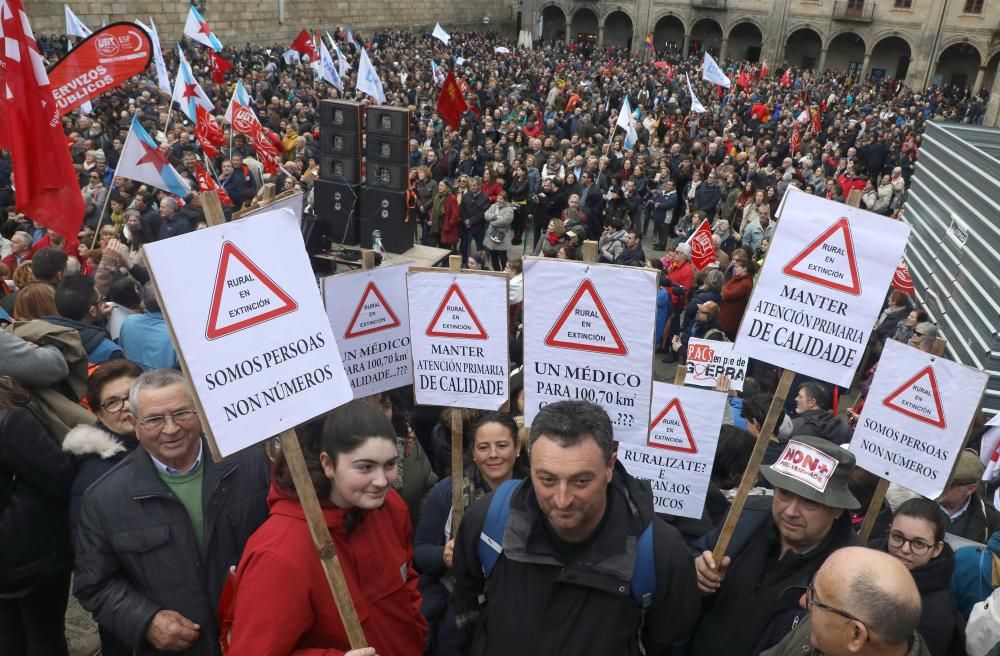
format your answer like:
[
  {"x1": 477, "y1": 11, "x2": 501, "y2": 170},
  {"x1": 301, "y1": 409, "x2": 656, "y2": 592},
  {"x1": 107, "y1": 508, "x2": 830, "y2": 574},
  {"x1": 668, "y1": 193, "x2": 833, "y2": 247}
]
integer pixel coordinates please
[{"x1": 685, "y1": 338, "x2": 748, "y2": 392}]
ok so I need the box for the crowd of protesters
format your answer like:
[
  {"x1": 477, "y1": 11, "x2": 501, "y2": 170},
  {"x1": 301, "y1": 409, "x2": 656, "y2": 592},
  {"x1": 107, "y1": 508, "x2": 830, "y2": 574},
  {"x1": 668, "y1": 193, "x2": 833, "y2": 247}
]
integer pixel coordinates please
[{"x1": 0, "y1": 22, "x2": 999, "y2": 656}]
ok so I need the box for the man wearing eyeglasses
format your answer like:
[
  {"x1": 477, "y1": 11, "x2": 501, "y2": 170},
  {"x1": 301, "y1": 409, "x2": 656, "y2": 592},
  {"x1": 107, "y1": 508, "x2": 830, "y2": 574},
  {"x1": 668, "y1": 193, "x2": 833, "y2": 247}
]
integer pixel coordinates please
[
  {"x1": 74, "y1": 369, "x2": 269, "y2": 654},
  {"x1": 688, "y1": 435, "x2": 862, "y2": 656},
  {"x1": 760, "y1": 547, "x2": 929, "y2": 656}
]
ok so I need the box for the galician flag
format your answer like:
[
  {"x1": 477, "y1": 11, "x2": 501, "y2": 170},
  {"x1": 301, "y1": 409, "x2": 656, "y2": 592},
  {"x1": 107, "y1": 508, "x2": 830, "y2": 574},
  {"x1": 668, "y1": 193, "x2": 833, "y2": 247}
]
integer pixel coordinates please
[
  {"x1": 224, "y1": 80, "x2": 253, "y2": 124},
  {"x1": 319, "y1": 39, "x2": 343, "y2": 90},
  {"x1": 118, "y1": 115, "x2": 190, "y2": 197},
  {"x1": 183, "y1": 5, "x2": 223, "y2": 52},
  {"x1": 64, "y1": 4, "x2": 91, "y2": 38},
  {"x1": 432, "y1": 22, "x2": 450, "y2": 45},
  {"x1": 171, "y1": 46, "x2": 214, "y2": 122},
  {"x1": 356, "y1": 46, "x2": 386, "y2": 104},
  {"x1": 615, "y1": 96, "x2": 638, "y2": 150},
  {"x1": 135, "y1": 18, "x2": 171, "y2": 94},
  {"x1": 702, "y1": 51, "x2": 731, "y2": 88},
  {"x1": 687, "y1": 75, "x2": 706, "y2": 114},
  {"x1": 431, "y1": 59, "x2": 445, "y2": 85}
]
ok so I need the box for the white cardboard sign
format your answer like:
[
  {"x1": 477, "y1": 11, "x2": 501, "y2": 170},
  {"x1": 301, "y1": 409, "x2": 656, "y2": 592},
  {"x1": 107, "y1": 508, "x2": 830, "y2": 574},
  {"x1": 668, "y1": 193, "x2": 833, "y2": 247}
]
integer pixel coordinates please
[
  {"x1": 685, "y1": 338, "x2": 748, "y2": 392},
  {"x1": 850, "y1": 339, "x2": 989, "y2": 498},
  {"x1": 523, "y1": 259, "x2": 656, "y2": 445},
  {"x1": 407, "y1": 271, "x2": 509, "y2": 410},
  {"x1": 734, "y1": 188, "x2": 910, "y2": 388},
  {"x1": 143, "y1": 208, "x2": 353, "y2": 458},
  {"x1": 322, "y1": 264, "x2": 412, "y2": 399},
  {"x1": 619, "y1": 382, "x2": 727, "y2": 518}
]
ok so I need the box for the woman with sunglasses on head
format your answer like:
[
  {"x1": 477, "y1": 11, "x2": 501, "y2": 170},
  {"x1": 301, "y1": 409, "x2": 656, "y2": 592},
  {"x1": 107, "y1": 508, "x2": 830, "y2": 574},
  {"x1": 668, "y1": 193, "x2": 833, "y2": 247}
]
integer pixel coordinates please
[{"x1": 873, "y1": 497, "x2": 964, "y2": 656}]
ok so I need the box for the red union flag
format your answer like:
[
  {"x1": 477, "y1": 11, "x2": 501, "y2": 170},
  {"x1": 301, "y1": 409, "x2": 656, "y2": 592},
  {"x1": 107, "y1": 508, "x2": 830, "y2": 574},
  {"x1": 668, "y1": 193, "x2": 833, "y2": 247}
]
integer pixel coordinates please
[
  {"x1": 437, "y1": 70, "x2": 468, "y2": 130},
  {"x1": 890, "y1": 259, "x2": 915, "y2": 296},
  {"x1": 195, "y1": 104, "x2": 224, "y2": 158},
  {"x1": 192, "y1": 162, "x2": 233, "y2": 206},
  {"x1": 685, "y1": 219, "x2": 717, "y2": 270},
  {"x1": 209, "y1": 50, "x2": 232, "y2": 85},
  {"x1": 790, "y1": 121, "x2": 802, "y2": 155},
  {"x1": 0, "y1": 0, "x2": 85, "y2": 238}
]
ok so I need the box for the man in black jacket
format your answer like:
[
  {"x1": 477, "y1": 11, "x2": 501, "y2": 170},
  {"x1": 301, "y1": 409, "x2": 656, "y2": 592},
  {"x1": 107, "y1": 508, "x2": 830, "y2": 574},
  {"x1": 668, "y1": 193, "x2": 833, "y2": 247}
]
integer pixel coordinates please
[
  {"x1": 691, "y1": 436, "x2": 861, "y2": 656},
  {"x1": 789, "y1": 381, "x2": 852, "y2": 445},
  {"x1": 459, "y1": 177, "x2": 490, "y2": 265},
  {"x1": 73, "y1": 369, "x2": 269, "y2": 655},
  {"x1": 452, "y1": 400, "x2": 699, "y2": 656}
]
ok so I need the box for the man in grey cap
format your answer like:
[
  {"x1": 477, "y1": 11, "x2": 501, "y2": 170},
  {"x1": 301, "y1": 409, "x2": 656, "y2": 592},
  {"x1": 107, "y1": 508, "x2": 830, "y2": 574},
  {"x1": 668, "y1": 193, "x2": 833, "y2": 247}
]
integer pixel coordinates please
[
  {"x1": 937, "y1": 449, "x2": 1000, "y2": 543},
  {"x1": 688, "y1": 436, "x2": 862, "y2": 656}
]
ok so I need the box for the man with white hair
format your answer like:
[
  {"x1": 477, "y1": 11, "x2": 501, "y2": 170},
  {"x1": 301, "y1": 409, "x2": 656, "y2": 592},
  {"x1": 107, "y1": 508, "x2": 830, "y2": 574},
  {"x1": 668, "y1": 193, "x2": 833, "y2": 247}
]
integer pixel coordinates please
[{"x1": 157, "y1": 197, "x2": 193, "y2": 240}]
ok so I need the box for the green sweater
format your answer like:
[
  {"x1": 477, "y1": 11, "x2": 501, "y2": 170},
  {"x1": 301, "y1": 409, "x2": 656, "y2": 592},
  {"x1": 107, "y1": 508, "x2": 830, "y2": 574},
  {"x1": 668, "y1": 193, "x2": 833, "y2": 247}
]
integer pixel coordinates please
[{"x1": 158, "y1": 465, "x2": 205, "y2": 554}]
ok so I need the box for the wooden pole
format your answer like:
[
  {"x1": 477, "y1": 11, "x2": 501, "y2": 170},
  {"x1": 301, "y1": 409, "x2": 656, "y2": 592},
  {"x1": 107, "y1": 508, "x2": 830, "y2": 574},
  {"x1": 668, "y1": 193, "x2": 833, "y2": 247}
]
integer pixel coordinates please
[
  {"x1": 361, "y1": 249, "x2": 376, "y2": 270},
  {"x1": 712, "y1": 368, "x2": 796, "y2": 564},
  {"x1": 856, "y1": 477, "x2": 890, "y2": 544},
  {"x1": 200, "y1": 190, "x2": 369, "y2": 648},
  {"x1": 582, "y1": 239, "x2": 598, "y2": 263},
  {"x1": 674, "y1": 361, "x2": 686, "y2": 385},
  {"x1": 448, "y1": 254, "x2": 465, "y2": 535},
  {"x1": 89, "y1": 181, "x2": 117, "y2": 250}
]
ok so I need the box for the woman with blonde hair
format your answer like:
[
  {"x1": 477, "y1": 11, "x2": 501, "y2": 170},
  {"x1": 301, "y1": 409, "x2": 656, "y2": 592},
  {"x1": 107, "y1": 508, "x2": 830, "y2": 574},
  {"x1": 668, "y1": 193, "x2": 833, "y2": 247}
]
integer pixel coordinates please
[{"x1": 13, "y1": 282, "x2": 57, "y2": 321}]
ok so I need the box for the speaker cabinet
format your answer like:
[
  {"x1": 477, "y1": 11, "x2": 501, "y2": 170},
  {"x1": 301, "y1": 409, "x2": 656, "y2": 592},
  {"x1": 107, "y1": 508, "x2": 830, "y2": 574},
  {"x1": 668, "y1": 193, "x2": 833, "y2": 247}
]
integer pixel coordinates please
[
  {"x1": 360, "y1": 187, "x2": 412, "y2": 254},
  {"x1": 366, "y1": 106, "x2": 411, "y2": 140},
  {"x1": 320, "y1": 155, "x2": 362, "y2": 185},
  {"x1": 366, "y1": 134, "x2": 408, "y2": 165},
  {"x1": 366, "y1": 162, "x2": 408, "y2": 191},
  {"x1": 319, "y1": 99, "x2": 362, "y2": 132},
  {"x1": 314, "y1": 179, "x2": 360, "y2": 244},
  {"x1": 319, "y1": 128, "x2": 361, "y2": 158}
]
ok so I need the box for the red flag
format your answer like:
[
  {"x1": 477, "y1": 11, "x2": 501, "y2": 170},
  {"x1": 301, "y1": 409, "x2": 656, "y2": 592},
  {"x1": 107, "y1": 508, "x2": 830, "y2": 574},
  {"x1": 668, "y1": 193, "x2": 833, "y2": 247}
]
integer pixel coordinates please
[
  {"x1": 891, "y1": 259, "x2": 916, "y2": 296},
  {"x1": 209, "y1": 51, "x2": 233, "y2": 85},
  {"x1": 195, "y1": 105, "x2": 224, "y2": 158},
  {"x1": 737, "y1": 68, "x2": 749, "y2": 89},
  {"x1": 0, "y1": 0, "x2": 85, "y2": 239},
  {"x1": 290, "y1": 28, "x2": 318, "y2": 62},
  {"x1": 790, "y1": 122, "x2": 802, "y2": 156},
  {"x1": 193, "y1": 162, "x2": 233, "y2": 206},
  {"x1": 810, "y1": 106, "x2": 823, "y2": 134},
  {"x1": 437, "y1": 70, "x2": 469, "y2": 130},
  {"x1": 249, "y1": 123, "x2": 283, "y2": 174},
  {"x1": 758, "y1": 60, "x2": 768, "y2": 80},
  {"x1": 780, "y1": 68, "x2": 792, "y2": 88},
  {"x1": 685, "y1": 219, "x2": 717, "y2": 270}
]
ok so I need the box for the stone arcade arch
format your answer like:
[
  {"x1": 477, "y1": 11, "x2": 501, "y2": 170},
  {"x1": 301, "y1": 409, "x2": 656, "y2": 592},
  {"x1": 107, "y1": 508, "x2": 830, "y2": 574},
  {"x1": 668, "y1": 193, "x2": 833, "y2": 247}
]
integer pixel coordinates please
[
  {"x1": 825, "y1": 32, "x2": 867, "y2": 74},
  {"x1": 727, "y1": 21, "x2": 763, "y2": 62},
  {"x1": 570, "y1": 7, "x2": 599, "y2": 44},
  {"x1": 540, "y1": 5, "x2": 567, "y2": 43},
  {"x1": 652, "y1": 14, "x2": 686, "y2": 56},
  {"x1": 784, "y1": 27, "x2": 823, "y2": 69},
  {"x1": 934, "y1": 42, "x2": 983, "y2": 89},
  {"x1": 603, "y1": 10, "x2": 633, "y2": 50},
  {"x1": 690, "y1": 17, "x2": 724, "y2": 57},
  {"x1": 869, "y1": 35, "x2": 911, "y2": 83}
]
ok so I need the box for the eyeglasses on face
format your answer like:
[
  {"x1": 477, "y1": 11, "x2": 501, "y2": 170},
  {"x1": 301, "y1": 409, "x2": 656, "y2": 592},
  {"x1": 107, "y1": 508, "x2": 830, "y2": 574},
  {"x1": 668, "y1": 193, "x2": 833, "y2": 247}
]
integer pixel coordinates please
[
  {"x1": 888, "y1": 530, "x2": 936, "y2": 555},
  {"x1": 99, "y1": 396, "x2": 129, "y2": 413},
  {"x1": 792, "y1": 583, "x2": 870, "y2": 638},
  {"x1": 138, "y1": 409, "x2": 198, "y2": 431}
]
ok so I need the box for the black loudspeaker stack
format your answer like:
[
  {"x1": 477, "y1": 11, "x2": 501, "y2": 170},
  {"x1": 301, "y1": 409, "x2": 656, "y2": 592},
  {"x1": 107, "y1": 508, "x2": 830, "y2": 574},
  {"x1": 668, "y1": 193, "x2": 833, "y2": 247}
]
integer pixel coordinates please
[
  {"x1": 361, "y1": 106, "x2": 413, "y2": 254},
  {"x1": 315, "y1": 100, "x2": 363, "y2": 247}
]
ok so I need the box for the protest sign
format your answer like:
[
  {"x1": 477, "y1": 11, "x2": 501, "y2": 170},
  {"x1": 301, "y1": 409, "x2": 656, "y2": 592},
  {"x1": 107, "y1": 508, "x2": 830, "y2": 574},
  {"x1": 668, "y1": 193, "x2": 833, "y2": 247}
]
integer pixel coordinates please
[
  {"x1": 685, "y1": 338, "x2": 747, "y2": 392},
  {"x1": 523, "y1": 258, "x2": 656, "y2": 444},
  {"x1": 734, "y1": 188, "x2": 910, "y2": 388},
  {"x1": 407, "y1": 270, "x2": 509, "y2": 410},
  {"x1": 850, "y1": 339, "x2": 988, "y2": 498},
  {"x1": 323, "y1": 263, "x2": 411, "y2": 398},
  {"x1": 619, "y1": 382, "x2": 727, "y2": 518},
  {"x1": 143, "y1": 206, "x2": 353, "y2": 458}
]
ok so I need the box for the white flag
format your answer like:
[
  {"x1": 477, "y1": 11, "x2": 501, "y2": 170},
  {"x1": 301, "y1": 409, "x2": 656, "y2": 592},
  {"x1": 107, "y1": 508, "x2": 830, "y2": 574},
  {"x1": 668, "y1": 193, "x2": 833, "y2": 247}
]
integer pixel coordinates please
[
  {"x1": 356, "y1": 47, "x2": 385, "y2": 104},
  {"x1": 282, "y1": 49, "x2": 300, "y2": 66},
  {"x1": 432, "y1": 22, "x2": 450, "y2": 45},
  {"x1": 319, "y1": 40, "x2": 343, "y2": 90},
  {"x1": 615, "y1": 96, "x2": 638, "y2": 150},
  {"x1": 327, "y1": 32, "x2": 351, "y2": 79},
  {"x1": 687, "y1": 75, "x2": 706, "y2": 114},
  {"x1": 455, "y1": 56, "x2": 466, "y2": 66},
  {"x1": 702, "y1": 52, "x2": 731, "y2": 88},
  {"x1": 64, "y1": 4, "x2": 91, "y2": 38},
  {"x1": 135, "y1": 18, "x2": 171, "y2": 94}
]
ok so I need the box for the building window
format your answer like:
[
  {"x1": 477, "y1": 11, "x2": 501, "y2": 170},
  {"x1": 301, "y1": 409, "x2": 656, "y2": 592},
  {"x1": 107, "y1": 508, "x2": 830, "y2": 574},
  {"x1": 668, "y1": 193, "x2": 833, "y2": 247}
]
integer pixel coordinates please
[
  {"x1": 894, "y1": 0, "x2": 912, "y2": 7},
  {"x1": 964, "y1": 0, "x2": 984, "y2": 12}
]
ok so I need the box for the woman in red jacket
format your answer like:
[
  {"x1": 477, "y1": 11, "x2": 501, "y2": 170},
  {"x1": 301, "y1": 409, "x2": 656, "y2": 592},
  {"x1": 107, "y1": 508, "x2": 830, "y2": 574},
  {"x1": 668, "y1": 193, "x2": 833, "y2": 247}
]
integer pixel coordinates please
[
  {"x1": 719, "y1": 252, "x2": 755, "y2": 339},
  {"x1": 227, "y1": 400, "x2": 427, "y2": 656}
]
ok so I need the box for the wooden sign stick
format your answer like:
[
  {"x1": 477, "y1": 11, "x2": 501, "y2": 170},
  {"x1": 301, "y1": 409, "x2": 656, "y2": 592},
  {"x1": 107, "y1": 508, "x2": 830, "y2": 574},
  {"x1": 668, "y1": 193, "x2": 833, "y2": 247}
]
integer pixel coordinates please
[
  {"x1": 449, "y1": 254, "x2": 466, "y2": 535},
  {"x1": 176, "y1": 191, "x2": 367, "y2": 648},
  {"x1": 712, "y1": 368, "x2": 796, "y2": 564}
]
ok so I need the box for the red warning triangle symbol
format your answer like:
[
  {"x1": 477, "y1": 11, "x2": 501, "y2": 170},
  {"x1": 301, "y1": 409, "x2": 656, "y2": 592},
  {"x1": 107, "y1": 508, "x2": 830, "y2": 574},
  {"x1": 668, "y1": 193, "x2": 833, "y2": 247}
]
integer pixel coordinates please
[
  {"x1": 881, "y1": 365, "x2": 947, "y2": 428},
  {"x1": 425, "y1": 282, "x2": 488, "y2": 340},
  {"x1": 344, "y1": 282, "x2": 401, "y2": 338},
  {"x1": 647, "y1": 398, "x2": 697, "y2": 453},
  {"x1": 781, "y1": 217, "x2": 862, "y2": 295},
  {"x1": 544, "y1": 279, "x2": 628, "y2": 355},
  {"x1": 205, "y1": 242, "x2": 298, "y2": 340}
]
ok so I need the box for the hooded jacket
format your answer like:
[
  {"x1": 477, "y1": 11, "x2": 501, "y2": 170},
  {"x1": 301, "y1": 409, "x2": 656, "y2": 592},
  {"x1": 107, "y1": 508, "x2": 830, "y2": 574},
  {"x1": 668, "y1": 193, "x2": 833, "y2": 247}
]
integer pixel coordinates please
[
  {"x1": 952, "y1": 531, "x2": 1000, "y2": 619},
  {"x1": 690, "y1": 495, "x2": 860, "y2": 656},
  {"x1": 451, "y1": 462, "x2": 699, "y2": 656},
  {"x1": 62, "y1": 423, "x2": 138, "y2": 541},
  {"x1": 228, "y1": 483, "x2": 427, "y2": 655},
  {"x1": 42, "y1": 315, "x2": 122, "y2": 364},
  {"x1": 872, "y1": 539, "x2": 964, "y2": 656},
  {"x1": 789, "y1": 409, "x2": 853, "y2": 445}
]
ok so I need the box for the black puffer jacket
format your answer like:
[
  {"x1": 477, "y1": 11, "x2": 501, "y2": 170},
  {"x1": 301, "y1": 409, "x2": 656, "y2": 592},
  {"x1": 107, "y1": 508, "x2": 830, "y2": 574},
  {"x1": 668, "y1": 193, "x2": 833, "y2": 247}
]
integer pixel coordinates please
[
  {"x1": 0, "y1": 407, "x2": 73, "y2": 591},
  {"x1": 872, "y1": 539, "x2": 966, "y2": 656},
  {"x1": 690, "y1": 495, "x2": 860, "y2": 656},
  {"x1": 73, "y1": 439, "x2": 269, "y2": 654},
  {"x1": 790, "y1": 409, "x2": 853, "y2": 444},
  {"x1": 452, "y1": 461, "x2": 700, "y2": 656}
]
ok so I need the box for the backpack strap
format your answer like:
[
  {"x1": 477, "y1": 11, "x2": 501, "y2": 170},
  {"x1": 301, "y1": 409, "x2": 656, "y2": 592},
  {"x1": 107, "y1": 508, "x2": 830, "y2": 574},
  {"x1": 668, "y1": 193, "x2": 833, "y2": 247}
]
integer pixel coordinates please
[
  {"x1": 631, "y1": 521, "x2": 656, "y2": 608},
  {"x1": 479, "y1": 479, "x2": 520, "y2": 578}
]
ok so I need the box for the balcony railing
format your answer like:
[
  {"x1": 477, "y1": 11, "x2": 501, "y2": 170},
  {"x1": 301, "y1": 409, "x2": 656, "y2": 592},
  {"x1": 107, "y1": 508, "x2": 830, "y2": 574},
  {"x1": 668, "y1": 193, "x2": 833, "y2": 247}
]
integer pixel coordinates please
[
  {"x1": 833, "y1": 0, "x2": 876, "y2": 20},
  {"x1": 692, "y1": 0, "x2": 727, "y2": 8}
]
